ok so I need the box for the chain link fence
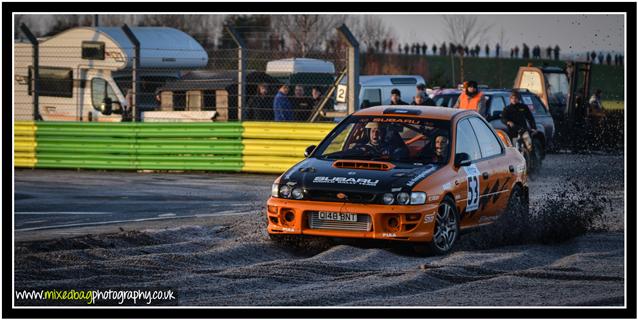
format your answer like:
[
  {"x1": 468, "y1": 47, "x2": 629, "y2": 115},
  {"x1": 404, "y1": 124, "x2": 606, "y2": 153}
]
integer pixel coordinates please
[{"x1": 13, "y1": 25, "x2": 351, "y2": 123}]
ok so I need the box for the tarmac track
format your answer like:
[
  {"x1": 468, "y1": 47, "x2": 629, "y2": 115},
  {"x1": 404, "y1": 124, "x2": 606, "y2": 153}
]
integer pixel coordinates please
[{"x1": 13, "y1": 153, "x2": 625, "y2": 306}]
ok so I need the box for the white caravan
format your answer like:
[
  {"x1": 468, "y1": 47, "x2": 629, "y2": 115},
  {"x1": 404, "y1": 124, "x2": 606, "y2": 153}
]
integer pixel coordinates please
[{"x1": 14, "y1": 26, "x2": 208, "y2": 121}]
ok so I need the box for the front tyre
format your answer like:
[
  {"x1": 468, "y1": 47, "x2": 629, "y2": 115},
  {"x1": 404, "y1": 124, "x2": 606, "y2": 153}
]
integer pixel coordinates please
[{"x1": 428, "y1": 197, "x2": 460, "y2": 255}]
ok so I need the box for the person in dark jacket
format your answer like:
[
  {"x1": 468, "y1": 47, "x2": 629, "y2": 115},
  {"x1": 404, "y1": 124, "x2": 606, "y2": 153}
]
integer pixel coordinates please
[
  {"x1": 411, "y1": 92, "x2": 436, "y2": 106},
  {"x1": 273, "y1": 84, "x2": 293, "y2": 121},
  {"x1": 243, "y1": 83, "x2": 273, "y2": 120},
  {"x1": 291, "y1": 85, "x2": 313, "y2": 121},
  {"x1": 390, "y1": 88, "x2": 408, "y2": 105},
  {"x1": 501, "y1": 91, "x2": 536, "y2": 140}
]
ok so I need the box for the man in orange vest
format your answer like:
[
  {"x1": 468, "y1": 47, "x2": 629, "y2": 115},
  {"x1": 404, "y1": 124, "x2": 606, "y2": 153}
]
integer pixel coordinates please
[{"x1": 454, "y1": 80, "x2": 486, "y2": 114}]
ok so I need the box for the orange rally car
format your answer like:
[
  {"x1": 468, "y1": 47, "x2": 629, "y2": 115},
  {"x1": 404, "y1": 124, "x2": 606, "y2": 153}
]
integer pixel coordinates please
[{"x1": 266, "y1": 106, "x2": 529, "y2": 254}]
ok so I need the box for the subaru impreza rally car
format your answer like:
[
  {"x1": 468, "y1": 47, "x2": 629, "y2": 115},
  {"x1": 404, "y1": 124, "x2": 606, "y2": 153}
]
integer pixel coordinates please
[{"x1": 266, "y1": 106, "x2": 528, "y2": 254}]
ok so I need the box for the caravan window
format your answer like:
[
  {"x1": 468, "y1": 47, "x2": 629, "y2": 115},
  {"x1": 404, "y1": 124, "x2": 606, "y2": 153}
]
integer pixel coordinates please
[
  {"x1": 28, "y1": 66, "x2": 73, "y2": 98},
  {"x1": 91, "y1": 78, "x2": 118, "y2": 110},
  {"x1": 82, "y1": 41, "x2": 105, "y2": 60}
]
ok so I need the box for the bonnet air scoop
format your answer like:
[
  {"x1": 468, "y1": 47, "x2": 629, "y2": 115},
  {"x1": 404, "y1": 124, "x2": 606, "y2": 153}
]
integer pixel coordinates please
[{"x1": 332, "y1": 160, "x2": 396, "y2": 171}]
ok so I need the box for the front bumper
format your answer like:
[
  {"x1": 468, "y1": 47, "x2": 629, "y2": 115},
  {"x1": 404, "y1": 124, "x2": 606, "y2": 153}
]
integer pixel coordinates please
[{"x1": 266, "y1": 197, "x2": 439, "y2": 242}]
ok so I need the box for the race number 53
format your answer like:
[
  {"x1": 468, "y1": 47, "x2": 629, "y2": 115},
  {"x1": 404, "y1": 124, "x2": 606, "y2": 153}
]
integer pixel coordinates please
[
  {"x1": 464, "y1": 164, "x2": 480, "y2": 212},
  {"x1": 336, "y1": 84, "x2": 347, "y2": 103}
]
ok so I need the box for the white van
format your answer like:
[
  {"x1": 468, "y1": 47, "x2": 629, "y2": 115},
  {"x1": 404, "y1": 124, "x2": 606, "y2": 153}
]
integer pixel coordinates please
[
  {"x1": 14, "y1": 26, "x2": 208, "y2": 121},
  {"x1": 333, "y1": 75, "x2": 426, "y2": 113}
]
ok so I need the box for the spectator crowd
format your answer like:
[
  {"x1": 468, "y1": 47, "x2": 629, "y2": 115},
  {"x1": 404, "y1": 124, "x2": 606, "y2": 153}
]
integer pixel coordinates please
[{"x1": 361, "y1": 38, "x2": 624, "y2": 66}]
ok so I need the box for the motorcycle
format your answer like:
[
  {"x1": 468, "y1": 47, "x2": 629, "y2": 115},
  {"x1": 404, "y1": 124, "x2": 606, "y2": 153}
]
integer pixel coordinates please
[{"x1": 512, "y1": 128, "x2": 540, "y2": 174}]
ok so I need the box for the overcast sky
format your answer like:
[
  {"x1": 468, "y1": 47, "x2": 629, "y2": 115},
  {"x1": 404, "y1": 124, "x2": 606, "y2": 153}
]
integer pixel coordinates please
[
  {"x1": 378, "y1": 14, "x2": 624, "y2": 55},
  {"x1": 15, "y1": 12, "x2": 625, "y2": 57}
]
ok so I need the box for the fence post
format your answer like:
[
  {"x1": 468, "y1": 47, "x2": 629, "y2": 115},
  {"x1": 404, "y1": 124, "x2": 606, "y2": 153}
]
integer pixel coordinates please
[
  {"x1": 226, "y1": 26, "x2": 246, "y2": 121},
  {"x1": 122, "y1": 24, "x2": 140, "y2": 122},
  {"x1": 20, "y1": 23, "x2": 42, "y2": 121},
  {"x1": 337, "y1": 24, "x2": 359, "y2": 115}
]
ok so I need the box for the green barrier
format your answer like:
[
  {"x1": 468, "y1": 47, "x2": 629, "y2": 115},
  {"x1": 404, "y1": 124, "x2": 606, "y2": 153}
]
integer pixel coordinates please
[
  {"x1": 21, "y1": 121, "x2": 340, "y2": 174},
  {"x1": 33, "y1": 122, "x2": 244, "y2": 171},
  {"x1": 36, "y1": 122, "x2": 243, "y2": 138}
]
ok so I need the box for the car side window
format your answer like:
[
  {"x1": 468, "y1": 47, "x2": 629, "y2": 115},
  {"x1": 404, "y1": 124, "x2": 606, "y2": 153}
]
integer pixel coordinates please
[
  {"x1": 521, "y1": 94, "x2": 536, "y2": 113},
  {"x1": 469, "y1": 117, "x2": 503, "y2": 158},
  {"x1": 449, "y1": 95, "x2": 459, "y2": 108},
  {"x1": 489, "y1": 96, "x2": 506, "y2": 117},
  {"x1": 434, "y1": 96, "x2": 447, "y2": 107},
  {"x1": 530, "y1": 95, "x2": 549, "y2": 115},
  {"x1": 455, "y1": 119, "x2": 482, "y2": 161}
]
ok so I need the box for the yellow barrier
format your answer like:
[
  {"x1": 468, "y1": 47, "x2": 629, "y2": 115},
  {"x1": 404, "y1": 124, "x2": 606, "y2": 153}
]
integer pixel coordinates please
[
  {"x1": 242, "y1": 156, "x2": 303, "y2": 174},
  {"x1": 14, "y1": 121, "x2": 37, "y2": 168},
  {"x1": 241, "y1": 122, "x2": 336, "y2": 174},
  {"x1": 242, "y1": 139, "x2": 317, "y2": 157},
  {"x1": 242, "y1": 122, "x2": 335, "y2": 140}
]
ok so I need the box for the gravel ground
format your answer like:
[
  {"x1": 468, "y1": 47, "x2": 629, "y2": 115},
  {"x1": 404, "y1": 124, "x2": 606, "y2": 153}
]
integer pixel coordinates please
[{"x1": 13, "y1": 153, "x2": 625, "y2": 306}]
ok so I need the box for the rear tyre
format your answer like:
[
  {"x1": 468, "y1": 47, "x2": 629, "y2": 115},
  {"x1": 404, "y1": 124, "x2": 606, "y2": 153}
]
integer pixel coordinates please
[
  {"x1": 528, "y1": 139, "x2": 543, "y2": 174},
  {"x1": 426, "y1": 197, "x2": 460, "y2": 255},
  {"x1": 499, "y1": 185, "x2": 529, "y2": 242},
  {"x1": 521, "y1": 148, "x2": 531, "y2": 175},
  {"x1": 532, "y1": 138, "x2": 543, "y2": 170}
]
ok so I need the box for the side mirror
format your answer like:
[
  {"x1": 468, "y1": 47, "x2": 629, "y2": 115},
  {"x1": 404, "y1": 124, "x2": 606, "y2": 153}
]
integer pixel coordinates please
[
  {"x1": 360, "y1": 100, "x2": 371, "y2": 109},
  {"x1": 454, "y1": 152, "x2": 471, "y2": 167},
  {"x1": 100, "y1": 97, "x2": 113, "y2": 115},
  {"x1": 492, "y1": 110, "x2": 502, "y2": 119},
  {"x1": 304, "y1": 145, "x2": 316, "y2": 158}
]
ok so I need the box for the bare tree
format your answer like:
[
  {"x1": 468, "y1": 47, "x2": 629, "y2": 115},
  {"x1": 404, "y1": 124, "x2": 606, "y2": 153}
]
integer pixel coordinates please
[
  {"x1": 271, "y1": 14, "x2": 347, "y2": 57},
  {"x1": 350, "y1": 15, "x2": 396, "y2": 53},
  {"x1": 442, "y1": 15, "x2": 492, "y2": 82},
  {"x1": 15, "y1": 14, "x2": 93, "y2": 37}
]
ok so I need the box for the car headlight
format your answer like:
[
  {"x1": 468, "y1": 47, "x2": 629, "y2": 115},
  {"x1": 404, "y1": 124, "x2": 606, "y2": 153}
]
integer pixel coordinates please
[
  {"x1": 410, "y1": 192, "x2": 427, "y2": 205},
  {"x1": 383, "y1": 193, "x2": 395, "y2": 205},
  {"x1": 291, "y1": 188, "x2": 304, "y2": 200},
  {"x1": 396, "y1": 192, "x2": 411, "y2": 205},
  {"x1": 279, "y1": 185, "x2": 291, "y2": 198},
  {"x1": 271, "y1": 183, "x2": 280, "y2": 197}
]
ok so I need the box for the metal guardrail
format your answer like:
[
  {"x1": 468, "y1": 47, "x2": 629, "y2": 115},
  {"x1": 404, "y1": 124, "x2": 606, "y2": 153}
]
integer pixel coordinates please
[
  {"x1": 241, "y1": 122, "x2": 335, "y2": 173},
  {"x1": 14, "y1": 121, "x2": 37, "y2": 167},
  {"x1": 20, "y1": 122, "x2": 244, "y2": 171},
  {"x1": 14, "y1": 121, "x2": 337, "y2": 174}
]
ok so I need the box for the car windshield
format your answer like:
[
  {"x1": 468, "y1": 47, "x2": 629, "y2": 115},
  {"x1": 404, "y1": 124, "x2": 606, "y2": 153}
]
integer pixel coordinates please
[
  {"x1": 314, "y1": 116, "x2": 451, "y2": 165},
  {"x1": 545, "y1": 72, "x2": 569, "y2": 106}
]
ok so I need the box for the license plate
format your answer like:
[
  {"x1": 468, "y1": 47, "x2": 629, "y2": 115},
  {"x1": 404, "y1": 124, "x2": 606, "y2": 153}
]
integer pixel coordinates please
[{"x1": 317, "y1": 211, "x2": 358, "y2": 222}]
